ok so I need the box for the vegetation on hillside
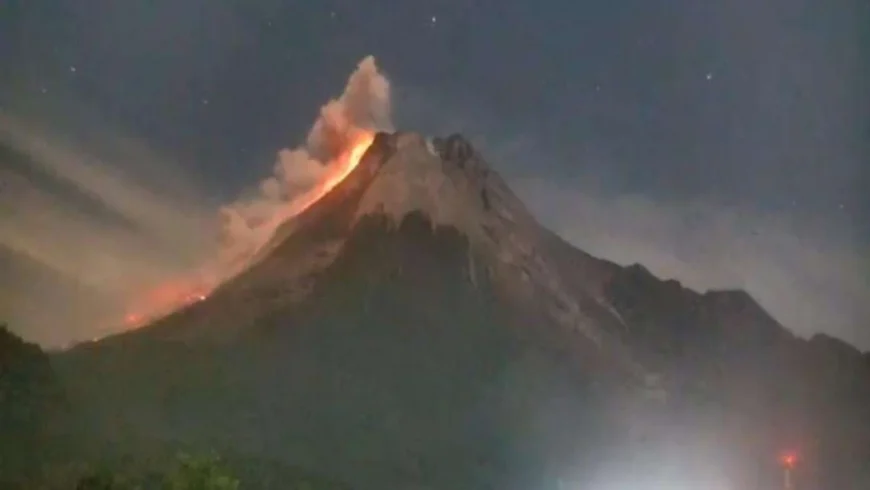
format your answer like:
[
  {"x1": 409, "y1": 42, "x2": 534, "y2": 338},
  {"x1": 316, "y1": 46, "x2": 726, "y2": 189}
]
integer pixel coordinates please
[
  {"x1": 73, "y1": 452, "x2": 239, "y2": 490},
  {"x1": 0, "y1": 323, "x2": 70, "y2": 481}
]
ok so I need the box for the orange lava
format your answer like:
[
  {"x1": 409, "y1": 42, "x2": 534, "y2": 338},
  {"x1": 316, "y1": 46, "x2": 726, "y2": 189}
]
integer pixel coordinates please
[
  {"x1": 247, "y1": 130, "x2": 376, "y2": 256},
  {"x1": 123, "y1": 276, "x2": 211, "y2": 328},
  {"x1": 119, "y1": 132, "x2": 375, "y2": 331},
  {"x1": 290, "y1": 131, "x2": 375, "y2": 218}
]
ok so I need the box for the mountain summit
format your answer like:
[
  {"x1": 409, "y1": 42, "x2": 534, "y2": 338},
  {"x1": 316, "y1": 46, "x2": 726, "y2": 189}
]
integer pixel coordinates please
[{"x1": 54, "y1": 131, "x2": 870, "y2": 490}]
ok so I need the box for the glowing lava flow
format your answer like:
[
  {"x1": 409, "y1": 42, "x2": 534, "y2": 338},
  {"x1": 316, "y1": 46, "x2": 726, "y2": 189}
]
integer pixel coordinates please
[
  {"x1": 314, "y1": 131, "x2": 376, "y2": 207},
  {"x1": 122, "y1": 276, "x2": 212, "y2": 329},
  {"x1": 119, "y1": 131, "x2": 375, "y2": 331},
  {"x1": 284, "y1": 131, "x2": 375, "y2": 222},
  {"x1": 246, "y1": 130, "x2": 376, "y2": 257}
]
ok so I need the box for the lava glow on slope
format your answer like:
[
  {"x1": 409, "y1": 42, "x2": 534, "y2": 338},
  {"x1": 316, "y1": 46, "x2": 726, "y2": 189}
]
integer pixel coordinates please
[
  {"x1": 308, "y1": 131, "x2": 376, "y2": 211},
  {"x1": 120, "y1": 131, "x2": 376, "y2": 331},
  {"x1": 277, "y1": 131, "x2": 376, "y2": 225},
  {"x1": 123, "y1": 275, "x2": 211, "y2": 328}
]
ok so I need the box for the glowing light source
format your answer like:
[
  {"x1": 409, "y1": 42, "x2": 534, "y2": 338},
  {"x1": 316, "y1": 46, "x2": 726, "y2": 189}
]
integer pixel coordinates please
[
  {"x1": 121, "y1": 275, "x2": 213, "y2": 329},
  {"x1": 288, "y1": 130, "x2": 375, "y2": 218},
  {"x1": 779, "y1": 450, "x2": 798, "y2": 469},
  {"x1": 124, "y1": 312, "x2": 143, "y2": 326},
  {"x1": 117, "y1": 133, "x2": 374, "y2": 332}
]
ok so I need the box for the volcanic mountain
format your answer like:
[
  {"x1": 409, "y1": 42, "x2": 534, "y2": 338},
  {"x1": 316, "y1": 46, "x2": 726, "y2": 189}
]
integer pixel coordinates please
[{"x1": 52, "y1": 132, "x2": 870, "y2": 490}]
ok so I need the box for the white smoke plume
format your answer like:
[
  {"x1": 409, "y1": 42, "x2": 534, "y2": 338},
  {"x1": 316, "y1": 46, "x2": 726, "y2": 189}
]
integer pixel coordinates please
[{"x1": 218, "y1": 55, "x2": 393, "y2": 272}]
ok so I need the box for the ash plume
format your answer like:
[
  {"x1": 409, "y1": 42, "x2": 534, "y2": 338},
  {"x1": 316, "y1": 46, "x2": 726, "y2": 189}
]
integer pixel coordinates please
[{"x1": 218, "y1": 55, "x2": 393, "y2": 272}]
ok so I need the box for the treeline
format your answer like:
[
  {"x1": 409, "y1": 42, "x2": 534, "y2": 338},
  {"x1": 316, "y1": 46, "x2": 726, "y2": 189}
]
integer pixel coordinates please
[
  {"x1": 0, "y1": 323, "x2": 71, "y2": 482},
  {"x1": 74, "y1": 452, "x2": 239, "y2": 490},
  {"x1": 0, "y1": 324, "x2": 351, "y2": 489},
  {"x1": 0, "y1": 325, "x2": 237, "y2": 489}
]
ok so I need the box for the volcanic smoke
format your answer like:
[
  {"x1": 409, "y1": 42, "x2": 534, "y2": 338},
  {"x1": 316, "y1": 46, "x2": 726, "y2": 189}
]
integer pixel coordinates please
[
  {"x1": 218, "y1": 55, "x2": 393, "y2": 273},
  {"x1": 124, "y1": 56, "x2": 393, "y2": 328}
]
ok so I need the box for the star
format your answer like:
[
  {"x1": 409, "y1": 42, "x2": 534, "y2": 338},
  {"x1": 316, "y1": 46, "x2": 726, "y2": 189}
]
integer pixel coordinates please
[
  {"x1": 431, "y1": 15, "x2": 437, "y2": 25},
  {"x1": 705, "y1": 72, "x2": 713, "y2": 80},
  {"x1": 202, "y1": 98, "x2": 209, "y2": 105},
  {"x1": 69, "y1": 65, "x2": 77, "y2": 73}
]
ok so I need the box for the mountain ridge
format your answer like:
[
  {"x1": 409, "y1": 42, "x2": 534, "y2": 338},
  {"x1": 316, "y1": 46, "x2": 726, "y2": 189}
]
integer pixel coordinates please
[{"x1": 84, "y1": 130, "x2": 869, "y2": 397}]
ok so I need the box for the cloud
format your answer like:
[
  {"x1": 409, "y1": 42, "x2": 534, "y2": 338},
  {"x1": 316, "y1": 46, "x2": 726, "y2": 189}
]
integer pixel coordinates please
[
  {"x1": 0, "y1": 113, "x2": 218, "y2": 346},
  {"x1": 514, "y1": 178, "x2": 870, "y2": 349}
]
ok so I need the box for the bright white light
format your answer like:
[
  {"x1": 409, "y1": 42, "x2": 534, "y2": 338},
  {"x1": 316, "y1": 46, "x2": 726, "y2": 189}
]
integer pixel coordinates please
[{"x1": 559, "y1": 461, "x2": 735, "y2": 490}]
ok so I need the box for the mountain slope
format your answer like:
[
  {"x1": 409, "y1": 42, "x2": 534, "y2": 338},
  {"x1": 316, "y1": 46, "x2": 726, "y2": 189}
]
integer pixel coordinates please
[
  {"x1": 57, "y1": 218, "x2": 616, "y2": 490},
  {"x1": 54, "y1": 132, "x2": 653, "y2": 490},
  {"x1": 52, "y1": 132, "x2": 870, "y2": 490},
  {"x1": 0, "y1": 325, "x2": 71, "y2": 486}
]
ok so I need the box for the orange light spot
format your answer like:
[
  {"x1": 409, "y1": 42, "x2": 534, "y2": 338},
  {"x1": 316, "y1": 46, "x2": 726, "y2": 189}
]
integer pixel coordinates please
[
  {"x1": 125, "y1": 312, "x2": 142, "y2": 325},
  {"x1": 121, "y1": 276, "x2": 214, "y2": 329},
  {"x1": 779, "y1": 451, "x2": 798, "y2": 468}
]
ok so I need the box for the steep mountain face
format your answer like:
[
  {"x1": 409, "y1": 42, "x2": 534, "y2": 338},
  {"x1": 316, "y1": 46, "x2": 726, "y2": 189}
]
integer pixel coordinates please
[
  {"x1": 601, "y1": 263, "x2": 870, "y2": 489},
  {"x1": 52, "y1": 132, "x2": 870, "y2": 490}
]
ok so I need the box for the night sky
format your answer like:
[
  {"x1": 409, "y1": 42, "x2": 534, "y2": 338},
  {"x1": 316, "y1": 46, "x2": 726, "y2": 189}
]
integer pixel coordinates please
[{"x1": 1, "y1": 0, "x2": 868, "y2": 347}]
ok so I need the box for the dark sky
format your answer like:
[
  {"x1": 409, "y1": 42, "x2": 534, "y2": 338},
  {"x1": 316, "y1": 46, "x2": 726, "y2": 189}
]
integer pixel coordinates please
[{"x1": 1, "y1": 0, "x2": 868, "y2": 347}]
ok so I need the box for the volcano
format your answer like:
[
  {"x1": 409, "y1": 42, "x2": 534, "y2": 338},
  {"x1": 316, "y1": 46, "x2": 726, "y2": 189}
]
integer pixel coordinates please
[
  {"x1": 51, "y1": 132, "x2": 870, "y2": 490},
  {"x1": 108, "y1": 132, "x2": 643, "y2": 372}
]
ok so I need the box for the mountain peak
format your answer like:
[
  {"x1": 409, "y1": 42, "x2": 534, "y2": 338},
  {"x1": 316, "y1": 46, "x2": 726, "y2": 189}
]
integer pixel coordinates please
[{"x1": 351, "y1": 132, "x2": 533, "y2": 245}]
